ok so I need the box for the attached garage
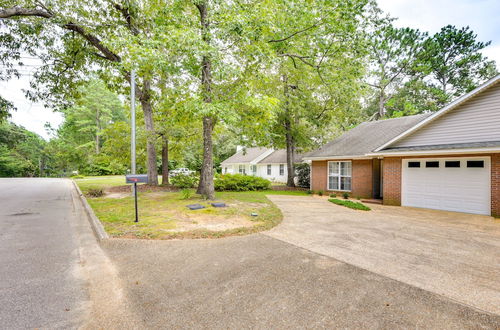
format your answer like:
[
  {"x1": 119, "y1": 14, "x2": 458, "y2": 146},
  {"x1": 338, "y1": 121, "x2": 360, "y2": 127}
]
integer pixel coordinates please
[{"x1": 402, "y1": 157, "x2": 491, "y2": 215}]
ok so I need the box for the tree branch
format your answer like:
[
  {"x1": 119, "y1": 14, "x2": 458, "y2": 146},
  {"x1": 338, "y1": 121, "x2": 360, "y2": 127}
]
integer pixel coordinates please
[
  {"x1": 0, "y1": 6, "x2": 51, "y2": 18},
  {"x1": 0, "y1": 6, "x2": 121, "y2": 63},
  {"x1": 268, "y1": 23, "x2": 321, "y2": 43}
]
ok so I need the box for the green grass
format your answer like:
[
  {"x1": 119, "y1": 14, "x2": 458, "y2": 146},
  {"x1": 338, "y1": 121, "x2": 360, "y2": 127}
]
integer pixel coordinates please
[
  {"x1": 328, "y1": 198, "x2": 371, "y2": 211},
  {"x1": 75, "y1": 175, "x2": 307, "y2": 239}
]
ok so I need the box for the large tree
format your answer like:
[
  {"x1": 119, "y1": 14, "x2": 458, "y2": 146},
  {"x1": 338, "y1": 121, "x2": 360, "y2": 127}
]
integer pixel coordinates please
[
  {"x1": 256, "y1": 0, "x2": 369, "y2": 186},
  {"x1": 0, "y1": 0, "x2": 174, "y2": 184},
  {"x1": 418, "y1": 25, "x2": 497, "y2": 98}
]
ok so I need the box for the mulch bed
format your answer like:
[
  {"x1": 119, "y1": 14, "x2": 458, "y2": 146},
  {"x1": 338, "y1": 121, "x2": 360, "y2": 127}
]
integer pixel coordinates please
[
  {"x1": 271, "y1": 185, "x2": 308, "y2": 191},
  {"x1": 107, "y1": 184, "x2": 179, "y2": 193}
]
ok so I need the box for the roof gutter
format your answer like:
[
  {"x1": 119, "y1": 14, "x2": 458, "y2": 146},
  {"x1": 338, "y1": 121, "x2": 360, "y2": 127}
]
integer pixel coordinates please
[
  {"x1": 367, "y1": 147, "x2": 500, "y2": 157},
  {"x1": 303, "y1": 155, "x2": 372, "y2": 161}
]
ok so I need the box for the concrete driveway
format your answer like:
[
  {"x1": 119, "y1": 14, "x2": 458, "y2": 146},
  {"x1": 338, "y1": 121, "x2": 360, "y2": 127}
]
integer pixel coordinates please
[{"x1": 266, "y1": 195, "x2": 500, "y2": 315}]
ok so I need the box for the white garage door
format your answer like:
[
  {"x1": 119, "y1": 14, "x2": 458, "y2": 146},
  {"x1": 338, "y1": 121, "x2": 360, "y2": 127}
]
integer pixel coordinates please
[{"x1": 402, "y1": 157, "x2": 490, "y2": 215}]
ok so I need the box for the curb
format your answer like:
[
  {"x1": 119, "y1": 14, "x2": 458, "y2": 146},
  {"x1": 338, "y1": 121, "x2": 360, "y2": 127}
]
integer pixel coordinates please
[{"x1": 71, "y1": 179, "x2": 109, "y2": 241}]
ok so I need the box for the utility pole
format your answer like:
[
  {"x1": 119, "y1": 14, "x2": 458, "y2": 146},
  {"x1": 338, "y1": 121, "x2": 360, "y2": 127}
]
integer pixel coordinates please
[
  {"x1": 131, "y1": 69, "x2": 136, "y2": 175},
  {"x1": 130, "y1": 69, "x2": 137, "y2": 202}
]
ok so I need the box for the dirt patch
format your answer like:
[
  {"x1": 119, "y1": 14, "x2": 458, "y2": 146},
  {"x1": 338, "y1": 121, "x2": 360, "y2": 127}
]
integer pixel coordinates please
[
  {"x1": 168, "y1": 214, "x2": 257, "y2": 232},
  {"x1": 107, "y1": 184, "x2": 179, "y2": 194}
]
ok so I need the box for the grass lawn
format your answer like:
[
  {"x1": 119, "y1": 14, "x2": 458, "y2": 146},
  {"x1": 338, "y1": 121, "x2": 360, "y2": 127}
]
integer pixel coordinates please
[
  {"x1": 328, "y1": 198, "x2": 371, "y2": 211},
  {"x1": 74, "y1": 175, "x2": 307, "y2": 239}
]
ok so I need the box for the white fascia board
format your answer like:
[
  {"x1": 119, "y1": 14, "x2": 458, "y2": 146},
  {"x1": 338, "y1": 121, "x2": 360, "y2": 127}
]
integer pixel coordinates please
[
  {"x1": 303, "y1": 155, "x2": 372, "y2": 161},
  {"x1": 367, "y1": 147, "x2": 500, "y2": 157},
  {"x1": 250, "y1": 149, "x2": 274, "y2": 164},
  {"x1": 374, "y1": 75, "x2": 500, "y2": 152}
]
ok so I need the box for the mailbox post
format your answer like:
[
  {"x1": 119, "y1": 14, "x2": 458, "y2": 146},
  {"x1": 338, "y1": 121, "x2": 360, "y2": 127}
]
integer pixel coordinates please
[{"x1": 126, "y1": 174, "x2": 148, "y2": 222}]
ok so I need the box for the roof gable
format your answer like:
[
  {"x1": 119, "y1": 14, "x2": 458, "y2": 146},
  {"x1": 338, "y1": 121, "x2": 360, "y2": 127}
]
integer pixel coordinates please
[
  {"x1": 376, "y1": 74, "x2": 500, "y2": 151},
  {"x1": 305, "y1": 114, "x2": 430, "y2": 159},
  {"x1": 221, "y1": 147, "x2": 270, "y2": 164}
]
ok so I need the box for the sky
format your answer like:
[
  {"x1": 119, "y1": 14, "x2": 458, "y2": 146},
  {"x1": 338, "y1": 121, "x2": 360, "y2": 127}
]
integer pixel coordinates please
[{"x1": 2, "y1": 0, "x2": 500, "y2": 140}]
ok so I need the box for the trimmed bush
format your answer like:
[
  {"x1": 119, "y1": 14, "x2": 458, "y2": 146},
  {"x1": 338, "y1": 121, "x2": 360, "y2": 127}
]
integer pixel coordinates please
[
  {"x1": 171, "y1": 173, "x2": 199, "y2": 188},
  {"x1": 306, "y1": 190, "x2": 313, "y2": 195},
  {"x1": 71, "y1": 174, "x2": 85, "y2": 179},
  {"x1": 329, "y1": 198, "x2": 371, "y2": 211},
  {"x1": 214, "y1": 174, "x2": 271, "y2": 191},
  {"x1": 329, "y1": 193, "x2": 336, "y2": 198},
  {"x1": 317, "y1": 190, "x2": 324, "y2": 196},
  {"x1": 295, "y1": 163, "x2": 310, "y2": 188},
  {"x1": 342, "y1": 192, "x2": 350, "y2": 199}
]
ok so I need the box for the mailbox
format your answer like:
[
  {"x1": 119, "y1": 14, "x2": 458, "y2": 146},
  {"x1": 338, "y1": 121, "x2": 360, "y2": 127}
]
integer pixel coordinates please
[{"x1": 126, "y1": 174, "x2": 148, "y2": 184}]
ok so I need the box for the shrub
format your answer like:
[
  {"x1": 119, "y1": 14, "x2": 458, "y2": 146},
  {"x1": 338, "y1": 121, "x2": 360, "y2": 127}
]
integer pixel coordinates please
[
  {"x1": 214, "y1": 174, "x2": 271, "y2": 191},
  {"x1": 356, "y1": 196, "x2": 361, "y2": 200},
  {"x1": 306, "y1": 190, "x2": 313, "y2": 195},
  {"x1": 87, "y1": 188, "x2": 104, "y2": 198},
  {"x1": 71, "y1": 175, "x2": 85, "y2": 179},
  {"x1": 329, "y1": 198, "x2": 371, "y2": 211},
  {"x1": 329, "y1": 193, "x2": 336, "y2": 198},
  {"x1": 342, "y1": 192, "x2": 350, "y2": 199},
  {"x1": 180, "y1": 189, "x2": 193, "y2": 199},
  {"x1": 171, "y1": 173, "x2": 199, "y2": 188},
  {"x1": 317, "y1": 190, "x2": 324, "y2": 196},
  {"x1": 295, "y1": 163, "x2": 310, "y2": 188}
]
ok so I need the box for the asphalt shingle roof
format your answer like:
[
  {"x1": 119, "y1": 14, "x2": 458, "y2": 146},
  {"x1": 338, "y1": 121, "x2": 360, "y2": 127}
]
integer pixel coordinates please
[
  {"x1": 307, "y1": 114, "x2": 432, "y2": 158},
  {"x1": 379, "y1": 141, "x2": 500, "y2": 153},
  {"x1": 220, "y1": 147, "x2": 270, "y2": 164},
  {"x1": 258, "y1": 149, "x2": 304, "y2": 164}
]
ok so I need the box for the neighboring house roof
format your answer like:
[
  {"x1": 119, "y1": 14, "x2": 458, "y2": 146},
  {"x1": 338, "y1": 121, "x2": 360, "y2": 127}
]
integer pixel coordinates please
[
  {"x1": 375, "y1": 74, "x2": 500, "y2": 151},
  {"x1": 221, "y1": 147, "x2": 270, "y2": 165},
  {"x1": 305, "y1": 114, "x2": 431, "y2": 159},
  {"x1": 257, "y1": 149, "x2": 304, "y2": 164}
]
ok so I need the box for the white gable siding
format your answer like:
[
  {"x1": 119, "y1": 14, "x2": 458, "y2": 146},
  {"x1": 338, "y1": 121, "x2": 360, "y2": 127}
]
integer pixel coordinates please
[{"x1": 392, "y1": 82, "x2": 500, "y2": 148}]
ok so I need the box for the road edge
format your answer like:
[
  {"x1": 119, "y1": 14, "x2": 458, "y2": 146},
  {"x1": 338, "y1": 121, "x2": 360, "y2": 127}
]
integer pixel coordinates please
[{"x1": 71, "y1": 179, "x2": 109, "y2": 241}]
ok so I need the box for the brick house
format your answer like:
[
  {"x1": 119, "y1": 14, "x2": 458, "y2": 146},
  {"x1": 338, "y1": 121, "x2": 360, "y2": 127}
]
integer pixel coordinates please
[{"x1": 304, "y1": 75, "x2": 500, "y2": 216}]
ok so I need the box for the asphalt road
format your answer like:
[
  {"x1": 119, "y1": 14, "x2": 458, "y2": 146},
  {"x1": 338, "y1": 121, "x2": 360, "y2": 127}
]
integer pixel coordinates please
[{"x1": 0, "y1": 178, "x2": 89, "y2": 329}]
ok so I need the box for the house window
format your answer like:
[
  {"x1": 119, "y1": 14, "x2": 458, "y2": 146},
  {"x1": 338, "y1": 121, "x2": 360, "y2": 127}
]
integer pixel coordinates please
[
  {"x1": 445, "y1": 161, "x2": 460, "y2": 168},
  {"x1": 224, "y1": 167, "x2": 228, "y2": 173},
  {"x1": 239, "y1": 165, "x2": 246, "y2": 174},
  {"x1": 328, "y1": 161, "x2": 351, "y2": 191},
  {"x1": 467, "y1": 160, "x2": 484, "y2": 168},
  {"x1": 408, "y1": 161, "x2": 420, "y2": 168},
  {"x1": 426, "y1": 161, "x2": 439, "y2": 168},
  {"x1": 267, "y1": 164, "x2": 271, "y2": 175},
  {"x1": 279, "y1": 164, "x2": 284, "y2": 176},
  {"x1": 251, "y1": 165, "x2": 257, "y2": 175}
]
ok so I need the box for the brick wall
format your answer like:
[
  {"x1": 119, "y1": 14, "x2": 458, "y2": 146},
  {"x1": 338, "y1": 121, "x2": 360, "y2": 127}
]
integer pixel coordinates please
[
  {"x1": 492, "y1": 153, "x2": 500, "y2": 217},
  {"x1": 311, "y1": 160, "x2": 327, "y2": 191},
  {"x1": 311, "y1": 159, "x2": 373, "y2": 198},
  {"x1": 382, "y1": 157, "x2": 402, "y2": 206},
  {"x1": 352, "y1": 159, "x2": 373, "y2": 198}
]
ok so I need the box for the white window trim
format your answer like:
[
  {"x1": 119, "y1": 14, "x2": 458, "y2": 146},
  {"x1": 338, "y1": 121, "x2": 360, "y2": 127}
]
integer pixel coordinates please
[
  {"x1": 327, "y1": 161, "x2": 352, "y2": 191},
  {"x1": 279, "y1": 164, "x2": 284, "y2": 176},
  {"x1": 238, "y1": 164, "x2": 246, "y2": 174},
  {"x1": 267, "y1": 164, "x2": 272, "y2": 175}
]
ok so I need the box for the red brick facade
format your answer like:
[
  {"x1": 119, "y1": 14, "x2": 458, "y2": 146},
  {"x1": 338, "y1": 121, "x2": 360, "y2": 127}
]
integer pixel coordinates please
[
  {"x1": 311, "y1": 159, "x2": 373, "y2": 198},
  {"x1": 311, "y1": 153, "x2": 500, "y2": 216},
  {"x1": 352, "y1": 159, "x2": 373, "y2": 198},
  {"x1": 382, "y1": 157, "x2": 402, "y2": 206}
]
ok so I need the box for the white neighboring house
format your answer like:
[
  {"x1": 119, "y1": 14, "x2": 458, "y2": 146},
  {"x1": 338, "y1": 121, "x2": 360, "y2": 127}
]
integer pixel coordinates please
[{"x1": 220, "y1": 147, "x2": 304, "y2": 183}]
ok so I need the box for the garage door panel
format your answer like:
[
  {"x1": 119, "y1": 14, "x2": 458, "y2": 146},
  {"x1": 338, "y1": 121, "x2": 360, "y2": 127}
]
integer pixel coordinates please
[{"x1": 402, "y1": 157, "x2": 490, "y2": 215}]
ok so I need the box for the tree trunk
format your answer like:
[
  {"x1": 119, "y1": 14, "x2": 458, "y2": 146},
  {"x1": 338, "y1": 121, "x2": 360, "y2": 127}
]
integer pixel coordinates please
[
  {"x1": 139, "y1": 79, "x2": 159, "y2": 185},
  {"x1": 161, "y1": 137, "x2": 169, "y2": 185},
  {"x1": 378, "y1": 89, "x2": 386, "y2": 118},
  {"x1": 283, "y1": 74, "x2": 295, "y2": 187},
  {"x1": 196, "y1": 116, "x2": 215, "y2": 199},
  {"x1": 195, "y1": 1, "x2": 216, "y2": 199}
]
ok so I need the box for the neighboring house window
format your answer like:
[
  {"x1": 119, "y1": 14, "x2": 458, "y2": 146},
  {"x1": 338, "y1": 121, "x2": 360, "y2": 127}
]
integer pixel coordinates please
[
  {"x1": 251, "y1": 165, "x2": 257, "y2": 175},
  {"x1": 267, "y1": 164, "x2": 272, "y2": 175},
  {"x1": 279, "y1": 164, "x2": 284, "y2": 176},
  {"x1": 239, "y1": 165, "x2": 246, "y2": 174},
  {"x1": 328, "y1": 161, "x2": 351, "y2": 191},
  {"x1": 224, "y1": 167, "x2": 228, "y2": 173}
]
